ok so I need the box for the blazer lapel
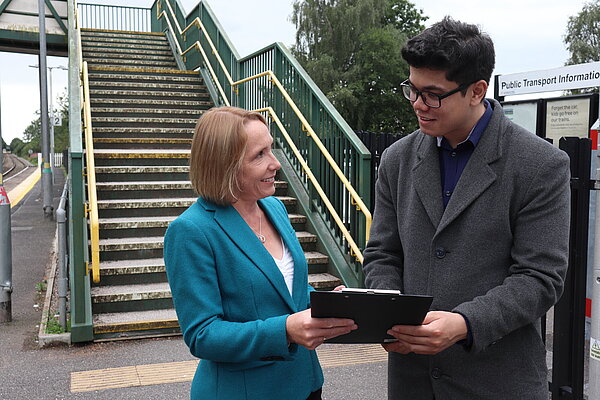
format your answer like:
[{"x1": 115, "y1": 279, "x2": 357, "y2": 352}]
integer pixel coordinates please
[
  {"x1": 261, "y1": 200, "x2": 307, "y2": 311},
  {"x1": 436, "y1": 110, "x2": 503, "y2": 234},
  {"x1": 210, "y1": 199, "x2": 297, "y2": 312},
  {"x1": 413, "y1": 134, "x2": 444, "y2": 229}
]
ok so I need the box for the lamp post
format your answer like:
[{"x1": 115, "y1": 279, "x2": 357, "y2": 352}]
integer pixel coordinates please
[
  {"x1": 30, "y1": 64, "x2": 67, "y2": 185},
  {"x1": 0, "y1": 75, "x2": 12, "y2": 323}
]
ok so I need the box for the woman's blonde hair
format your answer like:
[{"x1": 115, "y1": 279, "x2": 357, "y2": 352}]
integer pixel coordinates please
[{"x1": 189, "y1": 106, "x2": 267, "y2": 205}]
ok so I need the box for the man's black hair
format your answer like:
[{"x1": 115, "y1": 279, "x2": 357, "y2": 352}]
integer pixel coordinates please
[{"x1": 401, "y1": 16, "x2": 495, "y2": 86}]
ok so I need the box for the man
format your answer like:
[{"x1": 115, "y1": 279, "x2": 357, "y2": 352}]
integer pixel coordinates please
[{"x1": 363, "y1": 17, "x2": 570, "y2": 399}]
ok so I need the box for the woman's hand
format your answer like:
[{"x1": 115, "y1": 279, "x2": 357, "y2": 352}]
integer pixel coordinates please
[{"x1": 286, "y1": 309, "x2": 357, "y2": 350}]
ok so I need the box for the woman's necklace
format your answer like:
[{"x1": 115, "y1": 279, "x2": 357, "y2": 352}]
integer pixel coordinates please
[{"x1": 254, "y1": 213, "x2": 266, "y2": 243}]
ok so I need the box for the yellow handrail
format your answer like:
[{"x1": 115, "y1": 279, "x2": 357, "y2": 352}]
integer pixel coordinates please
[
  {"x1": 76, "y1": 3, "x2": 101, "y2": 283},
  {"x1": 258, "y1": 107, "x2": 369, "y2": 263},
  {"x1": 157, "y1": 0, "x2": 372, "y2": 260}
]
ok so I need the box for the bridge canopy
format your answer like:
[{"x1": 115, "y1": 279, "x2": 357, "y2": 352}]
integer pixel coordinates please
[{"x1": 0, "y1": 0, "x2": 68, "y2": 55}]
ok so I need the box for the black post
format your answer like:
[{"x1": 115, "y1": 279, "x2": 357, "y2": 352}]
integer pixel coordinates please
[{"x1": 551, "y1": 137, "x2": 591, "y2": 399}]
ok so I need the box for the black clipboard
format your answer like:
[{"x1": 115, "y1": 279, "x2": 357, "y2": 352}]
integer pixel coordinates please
[{"x1": 310, "y1": 289, "x2": 433, "y2": 344}]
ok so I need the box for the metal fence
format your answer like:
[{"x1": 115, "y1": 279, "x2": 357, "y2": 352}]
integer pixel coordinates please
[
  {"x1": 151, "y1": 0, "x2": 372, "y2": 285},
  {"x1": 355, "y1": 130, "x2": 404, "y2": 208},
  {"x1": 78, "y1": 3, "x2": 151, "y2": 32},
  {"x1": 550, "y1": 137, "x2": 591, "y2": 399}
]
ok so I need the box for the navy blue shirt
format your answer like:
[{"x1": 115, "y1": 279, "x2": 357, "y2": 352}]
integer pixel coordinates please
[{"x1": 438, "y1": 100, "x2": 493, "y2": 208}]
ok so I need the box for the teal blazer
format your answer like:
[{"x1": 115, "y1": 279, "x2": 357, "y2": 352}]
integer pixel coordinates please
[{"x1": 164, "y1": 196, "x2": 323, "y2": 400}]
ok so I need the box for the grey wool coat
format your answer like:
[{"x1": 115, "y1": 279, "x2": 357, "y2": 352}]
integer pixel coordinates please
[{"x1": 363, "y1": 98, "x2": 571, "y2": 400}]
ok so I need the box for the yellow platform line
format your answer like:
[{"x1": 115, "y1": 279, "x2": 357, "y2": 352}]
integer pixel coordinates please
[
  {"x1": 7, "y1": 167, "x2": 41, "y2": 208},
  {"x1": 70, "y1": 344, "x2": 387, "y2": 393}
]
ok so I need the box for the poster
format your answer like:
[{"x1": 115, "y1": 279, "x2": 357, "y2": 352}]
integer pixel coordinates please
[
  {"x1": 503, "y1": 102, "x2": 537, "y2": 135},
  {"x1": 545, "y1": 98, "x2": 591, "y2": 145}
]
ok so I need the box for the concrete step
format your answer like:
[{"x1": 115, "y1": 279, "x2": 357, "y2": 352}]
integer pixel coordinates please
[
  {"x1": 84, "y1": 52, "x2": 175, "y2": 62},
  {"x1": 93, "y1": 149, "x2": 190, "y2": 159},
  {"x1": 97, "y1": 197, "x2": 196, "y2": 211},
  {"x1": 83, "y1": 46, "x2": 173, "y2": 56},
  {"x1": 95, "y1": 180, "x2": 287, "y2": 192},
  {"x1": 92, "y1": 127, "x2": 194, "y2": 138},
  {"x1": 97, "y1": 197, "x2": 194, "y2": 218},
  {"x1": 95, "y1": 180, "x2": 195, "y2": 200},
  {"x1": 93, "y1": 137, "x2": 192, "y2": 150},
  {"x1": 96, "y1": 166, "x2": 189, "y2": 174},
  {"x1": 87, "y1": 64, "x2": 187, "y2": 75},
  {"x1": 88, "y1": 72, "x2": 203, "y2": 83},
  {"x1": 84, "y1": 58, "x2": 177, "y2": 68},
  {"x1": 309, "y1": 273, "x2": 343, "y2": 289},
  {"x1": 90, "y1": 88, "x2": 208, "y2": 99},
  {"x1": 90, "y1": 98, "x2": 212, "y2": 110},
  {"x1": 92, "y1": 282, "x2": 171, "y2": 303},
  {"x1": 91, "y1": 269, "x2": 339, "y2": 339},
  {"x1": 98, "y1": 231, "x2": 318, "y2": 253},
  {"x1": 91, "y1": 116, "x2": 198, "y2": 127},
  {"x1": 95, "y1": 165, "x2": 190, "y2": 182},
  {"x1": 81, "y1": 29, "x2": 168, "y2": 41},
  {"x1": 81, "y1": 36, "x2": 169, "y2": 47},
  {"x1": 92, "y1": 269, "x2": 341, "y2": 313},
  {"x1": 92, "y1": 107, "x2": 202, "y2": 116},
  {"x1": 99, "y1": 216, "x2": 175, "y2": 231},
  {"x1": 100, "y1": 258, "x2": 166, "y2": 276},
  {"x1": 99, "y1": 236, "x2": 165, "y2": 252},
  {"x1": 98, "y1": 250, "x2": 327, "y2": 279},
  {"x1": 90, "y1": 282, "x2": 174, "y2": 314},
  {"x1": 89, "y1": 81, "x2": 205, "y2": 91},
  {"x1": 93, "y1": 309, "x2": 179, "y2": 337},
  {"x1": 81, "y1": 39, "x2": 173, "y2": 55}
]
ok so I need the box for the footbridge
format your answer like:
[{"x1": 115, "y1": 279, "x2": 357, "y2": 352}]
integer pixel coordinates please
[
  {"x1": 14, "y1": 0, "x2": 373, "y2": 343},
  {"x1": 0, "y1": 0, "x2": 67, "y2": 55}
]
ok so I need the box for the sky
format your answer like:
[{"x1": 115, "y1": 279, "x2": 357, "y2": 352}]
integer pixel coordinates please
[{"x1": 0, "y1": 0, "x2": 592, "y2": 145}]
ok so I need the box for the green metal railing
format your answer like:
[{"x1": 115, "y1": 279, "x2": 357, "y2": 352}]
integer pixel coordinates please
[
  {"x1": 71, "y1": 0, "x2": 372, "y2": 290},
  {"x1": 151, "y1": 0, "x2": 372, "y2": 285},
  {"x1": 78, "y1": 3, "x2": 151, "y2": 32}
]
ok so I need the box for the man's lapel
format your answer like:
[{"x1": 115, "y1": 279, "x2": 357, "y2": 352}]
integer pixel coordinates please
[
  {"x1": 413, "y1": 134, "x2": 444, "y2": 229},
  {"x1": 437, "y1": 116, "x2": 503, "y2": 234}
]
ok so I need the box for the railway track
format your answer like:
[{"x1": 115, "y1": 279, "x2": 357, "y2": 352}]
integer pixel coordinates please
[{"x1": 2, "y1": 153, "x2": 32, "y2": 181}]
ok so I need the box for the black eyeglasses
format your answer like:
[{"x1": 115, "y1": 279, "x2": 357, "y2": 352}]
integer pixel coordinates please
[{"x1": 400, "y1": 80, "x2": 474, "y2": 108}]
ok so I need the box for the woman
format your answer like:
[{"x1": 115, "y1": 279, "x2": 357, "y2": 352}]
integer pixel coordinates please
[{"x1": 164, "y1": 106, "x2": 356, "y2": 400}]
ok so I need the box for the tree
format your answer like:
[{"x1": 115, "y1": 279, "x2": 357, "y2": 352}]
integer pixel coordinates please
[
  {"x1": 564, "y1": 0, "x2": 600, "y2": 94},
  {"x1": 290, "y1": 0, "x2": 427, "y2": 134},
  {"x1": 12, "y1": 90, "x2": 69, "y2": 160}
]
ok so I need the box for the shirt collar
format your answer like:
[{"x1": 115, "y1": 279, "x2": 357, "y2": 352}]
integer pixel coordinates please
[{"x1": 437, "y1": 99, "x2": 492, "y2": 149}]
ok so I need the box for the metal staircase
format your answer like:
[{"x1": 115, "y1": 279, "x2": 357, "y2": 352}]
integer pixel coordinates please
[{"x1": 81, "y1": 28, "x2": 340, "y2": 340}]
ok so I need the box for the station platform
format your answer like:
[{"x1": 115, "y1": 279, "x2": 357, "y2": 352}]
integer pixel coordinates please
[
  {"x1": 5, "y1": 166, "x2": 41, "y2": 208},
  {"x1": 0, "y1": 167, "x2": 388, "y2": 399}
]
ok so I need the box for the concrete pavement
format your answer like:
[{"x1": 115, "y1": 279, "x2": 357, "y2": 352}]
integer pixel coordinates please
[{"x1": 0, "y1": 169, "x2": 388, "y2": 399}]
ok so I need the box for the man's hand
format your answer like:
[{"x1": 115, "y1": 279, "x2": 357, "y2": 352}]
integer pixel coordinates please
[{"x1": 382, "y1": 311, "x2": 468, "y2": 355}]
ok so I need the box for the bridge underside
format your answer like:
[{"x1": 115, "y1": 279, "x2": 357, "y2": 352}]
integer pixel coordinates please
[
  {"x1": 0, "y1": 0, "x2": 68, "y2": 55},
  {"x1": 0, "y1": 30, "x2": 67, "y2": 56}
]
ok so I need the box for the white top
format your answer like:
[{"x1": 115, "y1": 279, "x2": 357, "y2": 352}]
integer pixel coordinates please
[{"x1": 273, "y1": 238, "x2": 295, "y2": 296}]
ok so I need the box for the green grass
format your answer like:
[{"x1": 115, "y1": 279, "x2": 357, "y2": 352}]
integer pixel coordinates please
[
  {"x1": 46, "y1": 315, "x2": 70, "y2": 334},
  {"x1": 35, "y1": 281, "x2": 47, "y2": 293}
]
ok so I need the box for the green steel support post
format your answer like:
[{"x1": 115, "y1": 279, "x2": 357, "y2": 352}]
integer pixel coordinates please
[
  {"x1": 150, "y1": 1, "x2": 159, "y2": 33},
  {"x1": 44, "y1": 0, "x2": 67, "y2": 33},
  {"x1": 67, "y1": 0, "x2": 93, "y2": 342},
  {"x1": 68, "y1": 154, "x2": 92, "y2": 342}
]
